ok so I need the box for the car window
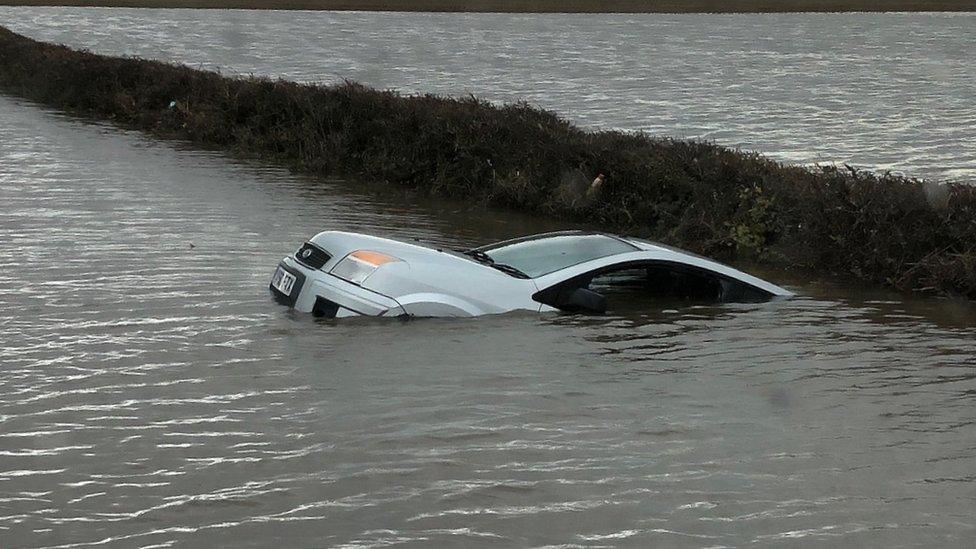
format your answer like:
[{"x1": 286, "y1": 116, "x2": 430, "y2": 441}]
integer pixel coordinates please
[
  {"x1": 483, "y1": 234, "x2": 638, "y2": 278},
  {"x1": 588, "y1": 267, "x2": 651, "y2": 291},
  {"x1": 534, "y1": 261, "x2": 774, "y2": 314}
]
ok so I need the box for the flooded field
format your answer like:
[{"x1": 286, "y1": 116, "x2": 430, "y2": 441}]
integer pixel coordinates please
[
  {"x1": 1, "y1": 9, "x2": 974, "y2": 182},
  {"x1": 1, "y1": 9, "x2": 975, "y2": 548},
  {"x1": 2, "y1": 93, "x2": 976, "y2": 547}
]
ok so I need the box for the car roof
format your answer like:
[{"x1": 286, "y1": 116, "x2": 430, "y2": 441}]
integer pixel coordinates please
[
  {"x1": 484, "y1": 231, "x2": 792, "y2": 297},
  {"x1": 475, "y1": 230, "x2": 636, "y2": 252}
]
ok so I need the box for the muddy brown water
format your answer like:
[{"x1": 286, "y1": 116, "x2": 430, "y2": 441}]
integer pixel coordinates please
[
  {"x1": 1, "y1": 9, "x2": 976, "y2": 548},
  {"x1": 1, "y1": 9, "x2": 974, "y2": 183},
  {"x1": 2, "y1": 92, "x2": 976, "y2": 548}
]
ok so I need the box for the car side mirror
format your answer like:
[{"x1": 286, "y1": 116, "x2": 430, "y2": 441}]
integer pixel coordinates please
[{"x1": 554, "y1": 287, "x2": 607, "y2": 314}]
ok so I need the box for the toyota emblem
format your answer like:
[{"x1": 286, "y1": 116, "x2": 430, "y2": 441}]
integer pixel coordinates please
[{"x1": 301, "y1": 248, "x2": 313, "y2": 259}]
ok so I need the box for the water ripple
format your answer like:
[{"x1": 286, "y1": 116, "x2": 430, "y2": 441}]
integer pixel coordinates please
[
  {"x1": 0, "y1": 24, "x2": 975, "y2": 546},
  {"x1": 0, "y1": 9, "x2": 974, "y2": 182}
]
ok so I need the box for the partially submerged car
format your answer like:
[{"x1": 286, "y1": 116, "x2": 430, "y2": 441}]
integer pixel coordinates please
[{"x1": 270, "y1": 230, "x2": 793, "y2": 318}]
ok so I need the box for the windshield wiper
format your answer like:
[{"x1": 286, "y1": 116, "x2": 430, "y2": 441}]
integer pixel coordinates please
[
  {"x1": 489, "y1": 263, "x2": 530, "y2": 279},
  {"x1": 460, "y1": 250, "x2": 529, "y2": 279},
  {"x1": 461, "y1": 249, "x2": 494, "y2": 264}
]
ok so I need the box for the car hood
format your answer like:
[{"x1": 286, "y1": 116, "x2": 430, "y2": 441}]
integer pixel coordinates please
[{"x1": 309, "y1": 231, "x2": 538, "y2": 314}]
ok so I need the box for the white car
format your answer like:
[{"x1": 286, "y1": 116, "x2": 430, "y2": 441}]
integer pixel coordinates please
[{"x1": 270, "y1": 230, "x2": 793, "y2": 318}]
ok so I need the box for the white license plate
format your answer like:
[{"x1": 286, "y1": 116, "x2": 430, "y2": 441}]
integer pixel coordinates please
[{"x1": 271, "y1": 266, "x2": 297, "y2": 295}]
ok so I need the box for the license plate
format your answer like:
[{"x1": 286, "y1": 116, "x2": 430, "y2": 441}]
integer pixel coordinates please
[{"x1": 271, "y1": 266, "x2": 297, "y2": 296}]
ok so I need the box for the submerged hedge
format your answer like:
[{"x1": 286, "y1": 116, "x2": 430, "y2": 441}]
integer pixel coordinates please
[{"x1": 2, "y1": 26, "x2": 974, "y2": 298}]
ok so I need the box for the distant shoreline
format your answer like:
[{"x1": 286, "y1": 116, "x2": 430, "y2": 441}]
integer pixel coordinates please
[{"x1": 1, "y1": 0, "x2": 973, "y2": 12}]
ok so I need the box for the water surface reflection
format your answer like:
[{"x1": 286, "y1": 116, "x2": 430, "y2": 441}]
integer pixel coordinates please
[
  {"x1": 1, "y1": 8, "x2": 974, "y2": 181},
  {"x1": 1, "y1": 96, "x2": 975, "y2": 547}
]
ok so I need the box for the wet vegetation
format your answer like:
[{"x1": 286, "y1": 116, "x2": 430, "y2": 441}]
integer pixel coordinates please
[{"x1": 1, "y1": 26, "x2": 974, "y2": 299}]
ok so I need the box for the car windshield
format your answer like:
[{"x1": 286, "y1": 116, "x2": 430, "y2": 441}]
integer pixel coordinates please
[{"x1": 481, "y1": 234, "x2": 639, "y2": 278}]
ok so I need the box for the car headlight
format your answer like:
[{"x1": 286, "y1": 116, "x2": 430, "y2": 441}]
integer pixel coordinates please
[{"x1": 330, "y1": 250, "x2": 400, "y2": 285}]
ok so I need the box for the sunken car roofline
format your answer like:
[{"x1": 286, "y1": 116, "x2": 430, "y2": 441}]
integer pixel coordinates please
[
  {"x1": 493, "y1": 232, "x2": 793, "y2": 297},
  {"x1": 473, "y1": 229, "x2": 638, "y2": 252}
]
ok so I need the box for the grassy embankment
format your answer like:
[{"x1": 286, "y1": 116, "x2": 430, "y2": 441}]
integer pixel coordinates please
[
  {"x1": 1, "y1": 26, "x2": 974, "y2": 298},
  {"x1": 0, "y1": 0, "x2": 973, "y2": 11}
]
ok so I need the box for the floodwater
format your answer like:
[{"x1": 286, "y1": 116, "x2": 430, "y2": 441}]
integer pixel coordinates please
[
  {"x1": 1, "y1": 9, "x2": 975, "y2": 549},
  {"x1": 2, "y1": 9, "x2": 975, "y2": 183}
]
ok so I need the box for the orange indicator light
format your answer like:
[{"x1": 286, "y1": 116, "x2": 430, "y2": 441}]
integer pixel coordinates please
[{"x1": 349, "y1": 250, "x2": 399, "y2": 267}]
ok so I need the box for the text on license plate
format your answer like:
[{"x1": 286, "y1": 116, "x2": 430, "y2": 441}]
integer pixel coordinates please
[{"x1": 271, "y1": 267, "x2": 297, "y2": 295}]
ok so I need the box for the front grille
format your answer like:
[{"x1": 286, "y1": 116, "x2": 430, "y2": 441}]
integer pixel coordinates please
[{"x1": 294, "y1": 242, "x2": 331, "y2": 270}]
